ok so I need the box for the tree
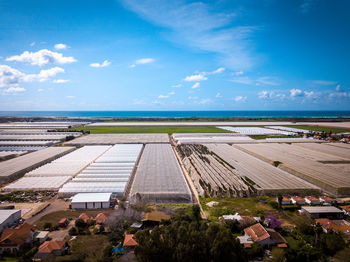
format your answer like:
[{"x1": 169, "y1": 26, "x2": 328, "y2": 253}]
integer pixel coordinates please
[
  {"x1": 321, "y1": 232, "x2": 346, "y2": 255},
  {"x1": 268, "y1": 248, "x2": 286, "y2": 262},
  {"x1": 75, "y1": 218, "x2": 87, "y2": 229},
  {"x1": 69, "y1": 227, "x2": 78, "y2": 236},
  {"x1": 246, "y1": 242, "x2": 263, "y2": 260},
  {"x1": 265, "y1": 215, "x2": 281, "y2": 229},
  {"x1": 192, "y1": 204, "x2": 201, "y2": 221},
  {"x1": 108, "y1": 218, "x2": 130, "y2": 244},
  {"x1": 43, "y1": 222, "x2": 52, "y2": 230},
  {"x1": 277, "y1": 195, "x2": 283, "y2": 209}
]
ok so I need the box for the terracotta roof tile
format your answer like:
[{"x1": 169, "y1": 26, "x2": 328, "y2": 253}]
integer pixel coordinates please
[
  {"x1": 38, "y1": 240, "x2": 65, "y2": 254},
  {"x1": 123, "y1": 234, "x2": 138, "y2": 247},
  {"x1": 244, "y1": 223, "x2": 270, "y2": 242}
]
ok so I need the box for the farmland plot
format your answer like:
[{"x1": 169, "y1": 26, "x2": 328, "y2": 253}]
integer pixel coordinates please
[
  {"x1": 235, "y1": 143, "x2": 350, "y2": 196},
  {"x1": 176, "y1": 144, "x2": 253, "y2": 197},
  {"x1": 206, "y1": 144, "x2": 320, "y2": 195},
  {"x1": 294, "y1": 143, "x2": 350, "y2": 160}
]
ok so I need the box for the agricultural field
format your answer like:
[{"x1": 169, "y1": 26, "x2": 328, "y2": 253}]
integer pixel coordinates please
[
  {"x1": 236, "y1": 143, "x2": 350, "y2": 196},
  {"x1": 176, "y1": 144, "x2": 253, "y2": 197},
  {"x1": 67, "y1": 126, "x2": 229, "y2": 134},
  {"x1": 129, "y1": 144, "x2": 192, "y2": 203},
  {"x1": 205, "y1": 144, "x2": 320, "y2": 195},
  {"x1": 286, "y1": 125, "x2": 350, "y2": 133},
  {"x1": 294, "y1": 143, "x2": 350, "y2": 159}
]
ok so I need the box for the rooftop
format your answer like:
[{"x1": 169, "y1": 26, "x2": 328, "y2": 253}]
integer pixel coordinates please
[
  {"x1": 301, "y1": 206, "x2": 343, "y2": 213},
  {"x1": 38, "y1": 240, "x2": 66, "y2": 253},
  {"x1": 0, "y1": 210, "x2": 21, "y2": 224},
  {"x1": 71, "y1": 192, "x2": 112, "y2": 203},
  {"x1": 244, "y1": 223, "x2": 270, "y2": 242}
]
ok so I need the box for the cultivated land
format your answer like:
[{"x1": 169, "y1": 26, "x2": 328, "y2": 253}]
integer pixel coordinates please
[
  {"x1": 205, "y1": 144, "x2": 320, "y2": 195},
  {"x1": 65, "y1": 133, "x2": 170, "y2": 144},
  {"x1": 235, "y1": 143, "x2": 350, "y2": 196},
  {"x1": 130, "y1": 144, "x2": 192, "y2": 203},
  {"x1": 177, "y1": 144, "x2": 253, "y2": 197},
  {"x1": 68, "y1": 125, "x2": 230, "y2": 134},
  {"x1": 294, "y1": 143, "x2": 350, "y2": 159}
]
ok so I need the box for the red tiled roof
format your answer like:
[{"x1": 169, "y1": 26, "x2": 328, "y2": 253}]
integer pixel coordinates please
[
  {"x1": 95, "y1": 213, "x2": 108, "y2": 224},
  {"x1": 340, "y1": 206, "x2": 350, "y2": 212},
  {"x1": 78, "y1": 213, "x2": 93, "y2": 222},
  {"x1": 277, "y1": 243, "x2": 288, "y2": 248},
  {"x1": 282, "y1": 197, "x2": 291, "y2": 201},
  {"x1": 59, "y1": 218, "x2": 67, "y2": 224},
  {"x1": 315, "y1": 218, "x2": 338, "y2": 231},
  {"x1": 38, "y1": 240, "x2": 65, "y2": 254},
  {"x1": 0, "y1": 223, "x2": 33, "y2": 246},
  {"x1": 306, "y1": 196, "x2": 319, "y2": 201},
  {"x1": 123, "y1": 234, "x2": 138, "y2": 247},
  {"x1": 291, "y1": 196, "x2": 304, "y2": 201},
  {"x1": 244, "y1": 223, "x2": 270, "y2": 242},
  {"x1": 320, "y1": 196, "x2": 334, "y2": 201}
]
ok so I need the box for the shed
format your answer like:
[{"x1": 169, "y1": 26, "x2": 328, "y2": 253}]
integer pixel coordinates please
[
  {"x1": 71, "y1": 193, "x2": 112, "y2": 209},
  {"x1": 0, "y1": 210, "x2": 21, "y2": 233},
  {"x1": 301, "y1": 206, "x2": 344, "y2": 219}
]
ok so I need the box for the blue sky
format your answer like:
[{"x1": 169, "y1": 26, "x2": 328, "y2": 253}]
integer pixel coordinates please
[{"x1": 0, "y1": 0, "x2": 349, "y2": 111}]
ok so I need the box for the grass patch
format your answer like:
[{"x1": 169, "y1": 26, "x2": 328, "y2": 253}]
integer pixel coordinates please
[
  {"x1": 35, "y1": 209, "x2": 114, "y2": 230},
  {"x1": 67, "y1": 126, "x2": 231, "y2": 134},
  {"x1": 69, "y1": 234, "x2": 109, "y2": 262},
  {"x1": 249, "y1": 135, "x2": 303, "y2": 140},
  {"x1": 287, "y1": 125, "x2": 350, "y2": 133}
]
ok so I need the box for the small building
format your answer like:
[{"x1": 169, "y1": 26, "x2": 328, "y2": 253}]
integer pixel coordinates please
[
  {"x1": 71, "y1": 193, "x2": 112, "y2": 209},
  {"x1": 78, "y1": 213, "x2": 93, "y2": 223},
  {"x1": 278, "y1": 197, "x2": 292, "y2": 205},
  {"x1": 95, "y1": 213, "x2": 108, "y2": 224},
  {"x1": 0, "y1": 210, "x2": 21, "y2": 233},
  {"x1": 291, "y1": 196, "x2": 306, "y2": 205},
  {"x1": 58, "y1": 218, "x2": 68, "y2": 228},
  {"x1": 123, "y1": 234, "x2": 138, "y2": 249},
  {"x1": 301, "y1": 206, "x2": 344, "y2": 219},
  {"x1": 305, "y1": 196, "x2": 321, "y2": 205},
  {"x1": 340, "y1": 205, "x2": 350, "y2": 216},
  {"x1": 33, "y1": 240, "x2": 68, "y2": 261},
  {"x1": 315, "y1": 218, "x2": 350, "y2": 239},
  {"x1": 0, "y1": 223, "x2": 35, "y2": 254},
  {"x1": 238, "y1": 223, "x2": 287, "y2": 248},
  {"x1": 319, "y1": 196, "x2": 336, "y2": 205},
  {"x1": 315, "y1": 218, "x2": 338, "y2": 233},
  {"x1": 34, "y1": 231, "x2": 49, "y2": 243},
  {"x1": 142, "y1": 210, "x2": 170, "y2": 227}
]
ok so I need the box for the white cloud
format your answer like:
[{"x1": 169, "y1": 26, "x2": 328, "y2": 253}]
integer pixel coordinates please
[
  {"x1": 4, "y1": 87, "x2": 26, "y2": 93},
  {"x1": 191, "y1": 82, "x2": 200, "y2": 89},
  {"x1": 256, "y1": 76, "x2": 280, "y2": 86},
  {"x1": 312, "y1": 80, "x2": 337, "y2": 86},
  {"x1": 54, "y1": 43, "x2": 68, "y2": 50},
  {"x1": 215, "y1": 93, "x2": 222, "y2": 98},
  {"x1": 234, "y1": 96, "x2": 247, "y2": 102},
  {"x1": 90, "y1": 60, "x2": 111, "y2": 68},
  {"x1": 210, "y1": 67, "x2": 225, "y2": 74},
  {"x1": 184, "y1": 74, "x2": 208, "y2": 82},
  {"x1": 53, "y1": 79, "x2": 69, "y2": 84},
  {"x1": 130, "y1": 58, "x2": 155, "y2": 68},
  {"x1": 6, "y1": 49, "x2": 77, "y2": 66},
  {"x1": 66, "y1": 95, "x2": 75, "y2": 99},
  {"x1": 37, "y1": 88, "x2": 44, "y2": 92},
  {"x1": 30, "y1": 42, "x2": 36, "y2": 47},
  {"x1": 196, "y1": 98, "x2": 212, "y2": 105},
  {"x1": 188, "y1": 96, "x2": 198, "y2": 100},
  {"x1": 230, "y1": 76, "x2": 254, "y2": 85},
  {"x1": 121, "y1": 1, "x2": 256, "y2": 70},
  {"x1": 232, "y1": 71, "x2": 244, "y2": 76},
  {"x1": 168, "y1": 91, "x2": 175, "y2": 95},
  {"x1": 304, "y1": 91, "x2": 316, "y2": 99},
  {"x1": 290, "y1": 88, "x2": 303, "y2": 98},
  {"x1": 158, "y1": 94, "x2": 169, "y2": 98},
  {"x1": 172, "y1": 84, "x2": 182, "y2": 88},
  {"x1": 258, "y1": 90, "x2": 274, "y2": 99},
  {"x1": 0, "y1": 65, "x2": 64, "y2": 89}
]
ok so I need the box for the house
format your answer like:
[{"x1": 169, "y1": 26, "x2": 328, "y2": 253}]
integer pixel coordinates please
[
  {"x1": 315, "y1": 218, "x2": 338, "y2": 233},
  {"x1": 95, "y1": 213, "x2": 108, "y2": 224},
  {"x1": 278, "y1": 197, "x2": 292, "y2": 205},
  {"x1": 142, "y1": 210, "x2": 170, "y2": 227},
  {"x1": 34, "y1": 231, "x2": 49, "y2": 243},
  {"x1": 123, "y1": 234, "x2": 138, "y2": 249},
  {"x1": 71, "y1": 193, "x2": 112, "y2": 209},
  {"x1": 319, "y1": 196, "x2": 336, "y2": 205},
  {"x1": 300, "y1": 206, "x2": 344, "y2": 219},
  {"x1": 33, "y1": 240, "x2": 68, "y2": 261},
  {"x1": 0, "y1": 210, "x2": 21, "y2": 233},
  {"x1": 315, "y1": 218, "x2": 350, "y2": 239},
  {"x1": 58, "y1": 218, "x2": 68, "y2": 228},
  {"x1": 305, "y1": 196, "x2": 321, "y2": 205},
  {"x1": 291, "y1": 196, "x2": 306, "y2": 205},
  {"x1": 0, "y1": 223, "x2": 35, "y2": 254},
  {"x1": 340, "y1": 206, "x2": 350, "y2": 216},
  {"x1": 78, "y1": 213, "x2": 93, "y2": 223},
  {"x1": 238, "y1": 223, "x2": 287, "y2": 248}
]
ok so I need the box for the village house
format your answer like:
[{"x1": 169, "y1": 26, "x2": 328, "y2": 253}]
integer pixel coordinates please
[
  {"x1": 32, "y1": 240, "x2": 69, "y2": 261},
  {"x1": 319, "y1": 196, "x2": 336, "y2": 205},
  {"x1": 340, "y1": 205, "x2": 350, "y2": 216},
  {"x1": 291, "y1": 196, "x2": 306, "y2": 205},
  {"x1": 237, "y1": 223, "x2": 287, "y2": 248},
  {"x1": 305, "y1": 196, "x2": 321, "y2": 205},
  {"x1": 0, "y1": 223, "x2": 35, "y2": 255},
  {"x1": 315, "y1": 218, "x2": 350, "y2": 239},
  {"x1": 123, "y1": 234, "x2": 138, "y2": 250},
  {"x1": 95, "y1": 213, "x2": 108, "y2": 224},
  {"x1": 278, "y1": 197, "x2": 292, "y2": 205},
  {"x1": 78, "y1": 213, "x2": 93, "y2": 223}
]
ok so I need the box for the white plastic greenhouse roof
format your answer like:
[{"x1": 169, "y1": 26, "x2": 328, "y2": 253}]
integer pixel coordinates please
[{"x1": 71, "y1": 192, "x2": 112, "y2": 203}]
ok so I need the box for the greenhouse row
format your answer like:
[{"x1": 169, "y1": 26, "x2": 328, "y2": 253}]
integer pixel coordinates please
[
  {"x1": 265, "y1": 126, "x2": 310, "y2": 133},
  {"x1": 0, "y1": 121, "x2": 88, "y2": 129},
  {"x1": 129, "y1": 144, "x2": 192, "y2": 203},
  {"x1": 217, "y1": 126, "x2": 296, "y2": 135},
  {"x1": 59, "y1": 144, "x2": 143, "y2": 195}
]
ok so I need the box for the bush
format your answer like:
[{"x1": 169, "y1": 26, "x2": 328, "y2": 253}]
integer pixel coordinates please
[
  {"x1": 269, "y1": 201, "x2": 279, "y2": 209},
  {"x1": 43, "y1": 222, "x2": 52, "y2": 230},
  {"x1": 75, "y1": 219, "x2": 87, "y2": 229},
  {"x1": 69, "y1": 227, "x2": 78, "y2": 236},
  {"x1": 103, "y1": 244, "x2": 113, "y2": 258}
]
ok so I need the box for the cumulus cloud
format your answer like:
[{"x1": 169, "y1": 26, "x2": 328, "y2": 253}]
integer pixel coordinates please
[
  {"x1": 6, "y1": 49, "x2": 77, "y2": 66},
  {"x1": 232, "y1": 71, "x2": 244, "y2": 76},
  {"x1": 158, "y1": 94, "x2": 169, "y2": 98},
  {"x1": 158, "y1": 91, "x2": 175, "y2": 99},
  {"x1": 258, "y1": 90, "x2": 275, "y2": 99},
  {"x1": 37, "y1": 88, "x2": 44, "y2": 92},
  {"x1": 90, "y1": 60, "x2": 111, "y2": 68},
  {"x1": 66, "y1": 95, "x2": 75, "y2": 99},
  {"x1": 234, "y1": 96, "x2": 247, "y2": 102},
  {"x1": 54, "y1": 43, "x2": 68, "y2": 50},
  {"x1": 191, "y1": 82, "x2": 200, "y2": 89},
  {"x1": 130, "y1": 58, "x2": 155, "y2": 68},
  {"x1": 4, "y1": 87, "x2": 26, "y2": 93},
  {"x1": 210, "y1": 67, "x2": 225, "y2": 74},
  {"x1": 184, "y1": 74, "x2": 208, "y2": 82},
  {"x1": 0, "y1": 64, "x2": 64, "y2": 89},
  {"x1": 290, "y1": 88, "x2": 303, "y2": 98},
  {"x1": 172, "y1": 84, "x2": 182, "y2": 88},
  {"x1": 53, "y1": 79, "x2": 69, "y2": 84}
]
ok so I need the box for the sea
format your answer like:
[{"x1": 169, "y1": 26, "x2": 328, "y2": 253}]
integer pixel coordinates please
[{"x1": 0, "y1": 111, "x2": 350, "y2": 118}]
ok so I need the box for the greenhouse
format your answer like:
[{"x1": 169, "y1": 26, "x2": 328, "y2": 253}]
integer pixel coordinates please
[
  {"x1": 217, "y1": 126, "x2": 296, "y2": 135},
  {"x1": 265, "y1": 126, "x2": 310, "y2": 134},
  {"x1": 3, "y1": 176, "x2": 72, "y2": 191},
  {"x1": 129, "y1": 144, "x2": 192, "y2": 203}
]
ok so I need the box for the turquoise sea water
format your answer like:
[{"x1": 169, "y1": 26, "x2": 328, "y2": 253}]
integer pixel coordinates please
[{"x1": 0, "y1": 111, "x2": 350, "y2": 118}]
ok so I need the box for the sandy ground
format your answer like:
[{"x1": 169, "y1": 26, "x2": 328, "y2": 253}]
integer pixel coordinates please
[{"x1": 48, "y1": 220, "x2": 74, "y2": 240}]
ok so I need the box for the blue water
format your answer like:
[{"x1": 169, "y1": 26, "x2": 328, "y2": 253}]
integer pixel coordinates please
[{"x1": 0, "y1": 111, "x2": 350, "y2": 118}]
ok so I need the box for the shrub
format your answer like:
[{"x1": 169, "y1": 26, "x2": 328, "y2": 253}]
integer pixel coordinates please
[{"x1": 69, "y1": 227, "x2": 78, "y2": 236}]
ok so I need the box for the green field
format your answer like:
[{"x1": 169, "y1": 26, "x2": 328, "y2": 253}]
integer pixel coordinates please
[
  {"x1": 286, "y1": 125, "x2": 350, "y2": 133},
  {"x1": 68, "y1": 126, "x2": 232, "y2": 134}
]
